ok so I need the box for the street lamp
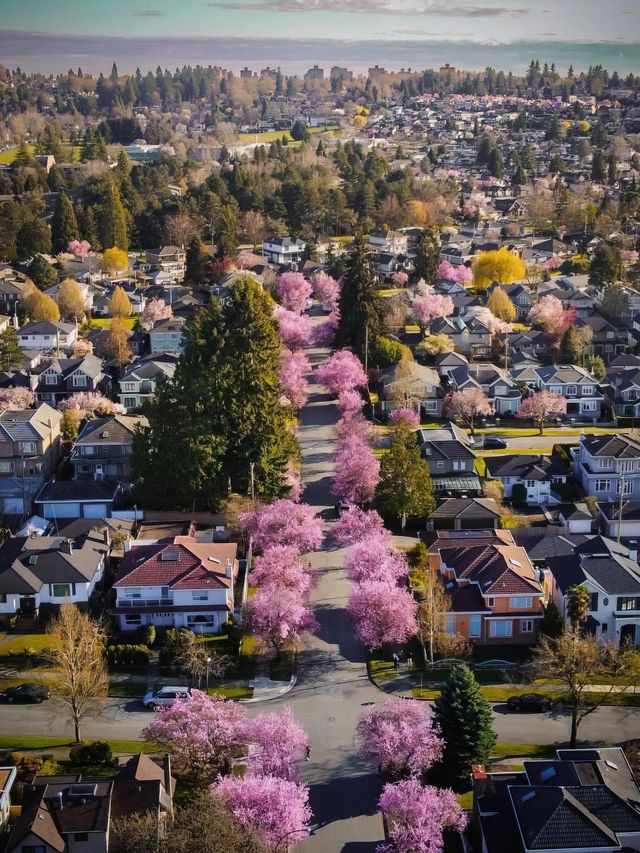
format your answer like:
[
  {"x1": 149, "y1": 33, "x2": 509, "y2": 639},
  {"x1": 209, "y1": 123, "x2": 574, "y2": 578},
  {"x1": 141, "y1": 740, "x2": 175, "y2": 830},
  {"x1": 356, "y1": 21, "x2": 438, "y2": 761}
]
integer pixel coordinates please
[{"x1": 206, "y1": 656, "x2": 211, "y2": 689}]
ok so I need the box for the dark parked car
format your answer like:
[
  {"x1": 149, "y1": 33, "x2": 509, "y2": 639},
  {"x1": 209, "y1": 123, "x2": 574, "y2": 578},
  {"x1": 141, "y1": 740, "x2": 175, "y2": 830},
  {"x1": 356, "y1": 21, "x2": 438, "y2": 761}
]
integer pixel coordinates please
[
  {"x1": 0, "y1": 683, "x2": 50, "y2": 704},
  {"x1": 507, "y1": 693, "x2": 553, "y2": 713},
  {"x1": 334, "y1": 501, "x2": 351, "y2": 518},
  {"x1": 484, "y1": 436, "x2": 509, "y2": 449}
]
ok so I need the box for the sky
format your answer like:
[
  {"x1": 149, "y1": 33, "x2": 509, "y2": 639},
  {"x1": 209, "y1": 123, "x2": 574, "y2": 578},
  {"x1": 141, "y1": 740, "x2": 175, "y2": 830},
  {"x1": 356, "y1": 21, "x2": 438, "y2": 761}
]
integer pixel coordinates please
[{"x1": 2, "y1": 0, "x2": 640, "y2": 44}]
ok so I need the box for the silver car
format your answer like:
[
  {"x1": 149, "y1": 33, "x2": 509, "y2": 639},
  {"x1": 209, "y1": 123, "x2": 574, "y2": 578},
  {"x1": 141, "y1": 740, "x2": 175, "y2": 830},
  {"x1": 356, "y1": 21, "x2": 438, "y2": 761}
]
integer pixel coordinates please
[{"x1": 143, "y1": 685, "x2": 192, "y2": 710}]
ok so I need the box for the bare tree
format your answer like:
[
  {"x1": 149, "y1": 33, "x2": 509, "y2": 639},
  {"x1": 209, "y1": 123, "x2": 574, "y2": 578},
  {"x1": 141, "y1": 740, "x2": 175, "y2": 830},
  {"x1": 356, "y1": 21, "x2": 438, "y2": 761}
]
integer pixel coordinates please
[
  {"x1": 163, "y1": 211, "x2": 199, "y2": 248},
  {"x1": 47, "y1": 604, "x2": 108, "y2": 742},
  {"x1": 177, "y1": 642, "x2": 232, "y2": 688},
  {"x1": 243, "y1": 211, "x2": 266, "y2": 250}
]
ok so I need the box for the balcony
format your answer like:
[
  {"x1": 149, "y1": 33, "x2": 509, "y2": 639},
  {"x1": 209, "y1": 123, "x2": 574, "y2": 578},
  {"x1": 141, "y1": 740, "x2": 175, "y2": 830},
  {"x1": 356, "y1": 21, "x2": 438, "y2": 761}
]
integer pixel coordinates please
[{"x1": 118, "y1": 598, "x2": 174, "y2": 608}]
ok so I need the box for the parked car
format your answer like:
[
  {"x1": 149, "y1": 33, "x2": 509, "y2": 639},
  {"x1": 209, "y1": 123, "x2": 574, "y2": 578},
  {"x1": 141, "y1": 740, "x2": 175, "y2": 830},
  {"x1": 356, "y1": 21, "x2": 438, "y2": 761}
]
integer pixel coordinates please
[
  {"x1": 334, "y1": 500, "x2": 350, "y2": 518},
  {"x1": 142, "y1": 686, "x2": 192, "y2": 710},
  {"x1": 506, "y1": 693, "x2": 553, "y2": 713},
  {"x1": 0, "y1": 683, "x2": 50, "y2": 704},
  {"x1": 484, "y1": 436, "x2": 509, "y2": 449}
]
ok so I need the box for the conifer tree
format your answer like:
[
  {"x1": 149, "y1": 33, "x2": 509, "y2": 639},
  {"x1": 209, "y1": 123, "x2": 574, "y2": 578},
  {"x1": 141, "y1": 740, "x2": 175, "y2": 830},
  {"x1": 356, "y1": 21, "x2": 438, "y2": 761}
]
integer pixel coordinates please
[
  {"x1": 413, "y1": 228, "x2": 440, "y2": 286},
  {"x1": 51, "y1": 192, "x2": 79, "y2": 254},
  {"x1": 375, "y1": 422, "x2": 435, "y2": 530},
  {"x1": 434, "y1": 664, "x2": 496, "y2": 790},
  {"x1": 336, "y1": 233, "x2": 381, "y2": 359}
]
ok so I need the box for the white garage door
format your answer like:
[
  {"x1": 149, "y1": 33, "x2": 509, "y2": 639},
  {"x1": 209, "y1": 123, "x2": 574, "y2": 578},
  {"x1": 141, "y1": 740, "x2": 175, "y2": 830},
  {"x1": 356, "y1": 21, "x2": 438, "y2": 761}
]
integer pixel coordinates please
[
  {"x1": 83, "y1": 504, "x2": 108, "y2": 519},
  {"x1": 45, "y1": 502, "x2": 80, "y2": 518}
]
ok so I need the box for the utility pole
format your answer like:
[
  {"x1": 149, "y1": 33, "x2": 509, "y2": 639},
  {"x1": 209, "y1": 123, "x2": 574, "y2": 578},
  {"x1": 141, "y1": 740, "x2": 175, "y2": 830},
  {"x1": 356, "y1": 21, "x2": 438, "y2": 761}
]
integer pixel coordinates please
[
  {"x1": 364, "y1": 323, "x2": 369, "y2": 375},
  {"x1": 250, "y1": 461, "x2": 255, "y2": 503},
  {"x1": 19, "y1": 445, "x2": 26, "y2": 524}
]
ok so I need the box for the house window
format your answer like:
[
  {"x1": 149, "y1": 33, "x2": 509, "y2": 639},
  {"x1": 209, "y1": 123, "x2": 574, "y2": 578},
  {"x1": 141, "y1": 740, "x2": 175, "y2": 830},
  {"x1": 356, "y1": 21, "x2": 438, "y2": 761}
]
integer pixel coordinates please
[
  {"x1": 437, "y1": 461, "x2": 445, "y2": 469},
  {"x1": 72, "y1": 374, "x2": 87, "y2": 388},
  {"x1": 521, "y1": 620, "x2": 533, "y2": 633},
  {"x1": 489, "y1": 620, "x2": 513, "y2": 638},
  {"x1": 0, "y1": 461, "x2": 13, "y2": 473},
  {"x1": 616, "y1": 479, "x2": 633, "y2": 495},
  {"x1": 444, "y1": 615, "x2": 456, "y2": 635},
  {"x1": 453, "y1": 460, "x2": 466, "y2": 471},
  {"x1": 590, "y1": 593, "x2": 599, "y2": 611},
  {"x1": 566, "y1": 385, "x2": 577, "y2": 396},
  {"x1": 19, "y1": 442, "x2": 36, "y2": 454},
  {"x1": 191, "y1": 591, "x2": 208, "y2": 601},
  {"x1": 124, "y1": 614, "x2": 142, "y2": 625},
  {"x1": 123, "y1": 397, "x2": 137, "y2": 409},
  {"x1": 124, "y1": 589, "x2": 142, "y2": 599},
  {"x1": 595, "y1": 480, "x2": 611, "y2": 492},
  {"x1": 582, "y1": 401, "x2": 597, "y2": 412},
  {"x1": 617, "y1": 596, "x2": 640, "y2": 611},
  {"x1": 74, "y1": 833, "x2": 89, "y2": 842},
  {"x1": 487, "y1": 597, "x2": 495, "y2": 607},
  {"x1": 583, "y1": 385, "x2": 593, "y2": 395},
  {"x1": 510, "y1": 596, "x2": 532, "y2": 609},
  {"x1": 550, "y1": 385, "x2": 563, "y2": 395},
  {"x1": 602, "y1": 624, "x2": 608, "y2": 634},
  {"x1": 526, "y1": 480, "x2": 536, "y2": 488},
  {"x1": 0, "y1": 594, "x2": 6, "y2": 603},
  {"x1": 45, "y1": 372, "x2": 57, "y2": 385},
  {"x1": 50, "y1": 583, "x2": 74, "y2": 598},
  {"x1": 469, "y1": 615, "x2": 482, "y2": 637}
]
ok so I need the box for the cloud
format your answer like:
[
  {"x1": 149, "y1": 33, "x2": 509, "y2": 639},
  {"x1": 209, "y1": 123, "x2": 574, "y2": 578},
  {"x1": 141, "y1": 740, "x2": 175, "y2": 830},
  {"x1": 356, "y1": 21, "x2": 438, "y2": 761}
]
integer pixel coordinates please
[
  {"x1": 132, "y1": 9, "x2": 167, "y2": 16},
  {"x1": 205, "y1": 0, "x2": 529, "y2": 15}
]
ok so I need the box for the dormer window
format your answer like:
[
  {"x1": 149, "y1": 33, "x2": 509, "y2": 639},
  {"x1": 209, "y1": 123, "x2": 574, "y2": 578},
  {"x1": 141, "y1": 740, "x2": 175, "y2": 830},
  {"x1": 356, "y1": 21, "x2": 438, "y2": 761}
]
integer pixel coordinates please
[
  {"x1": 583, "y1": 385, "x2": 593, "y2": 395},
  {"x1": 566, "y1": 385, "x2": 577, "y2": 396}
]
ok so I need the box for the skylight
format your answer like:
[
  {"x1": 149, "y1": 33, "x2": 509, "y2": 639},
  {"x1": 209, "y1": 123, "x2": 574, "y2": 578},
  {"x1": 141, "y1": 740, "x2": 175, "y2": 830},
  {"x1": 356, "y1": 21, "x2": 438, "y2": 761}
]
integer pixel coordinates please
[
  {"x1": 161, "y1": 550, "x2": 180, "y2": 561},
  {"x1": 520, "y1": 791, "x2": 536, "y2": 803},
  {"x1": 539, "y1": 767, "x2": 557, "y2": 782},
  {"x1": 510, "y1": 559, "x2": 522, "y2": 568}
]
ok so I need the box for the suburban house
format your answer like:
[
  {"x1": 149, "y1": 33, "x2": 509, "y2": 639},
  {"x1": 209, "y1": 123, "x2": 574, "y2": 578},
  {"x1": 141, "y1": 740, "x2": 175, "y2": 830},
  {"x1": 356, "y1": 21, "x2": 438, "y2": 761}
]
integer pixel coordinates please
[
  {"x1": 607, "y1": 365, "x2": 640, "y2": 418},
  {"x1": 435, "y1": 351, "x2": 469, "y2": 379},
  {"x1": 0, "y1": 528, "x2": 109, "y2": 620},
  {"x1": 582, "y1": 312, "x2": 631, "y2": 363},
  {"x1": 426, "y1": 497, "x2": 502, "y2": 531},
  {"x1": 145, "y1": 246, "x2": 186, "y2": 280},
  {"x1": 0, "y1": 767, "x2": 16, "y2": 832},
  {"x1": 416, "y1": 423, "x2": 480, "y2": 497},
  {"x1": 112, "y1": 537, "x2": 238, "y2": 634},
  {"x1": 0, "y1": 404, "x2": 62, "y2": 517},
  {"x1": 486, "y1": 282, "x2": 532, "y2": 320},
  {"x1": 34, "y1": 479, "x2": 121, "y2": 521},
  {"x1": 430, "y1": 315, "x2": 492, "y2": 358},
  {"x1": 43, "y1": 279, "x2": 93, "y2": 316},
  {"x1": 546, "y1": 544, "x2": 640, "y2": 646},
  {"x1": 574, "y1": 432, "x2": 640, "y2": 501},
  {"x1": 377, "y1": 362, "x2": 443, "y2": 416},
  {"x1": 484, "y1": 453, "x2": 568, "y2": 505},
  {"x1": 118, "y1": 355, "x2": 179, "y2": 411},
  {"x1": 0, "y1": 274, "x2": 30, "y2": 314},
  {"x1": 507, "y1": 329, "x2": 555, "y2": 363},
  {"x1": 17, "y1": 321, "x2": 78, "y2": 353},
  {"x1": 430, "y1": 529, "x2": 545, "y2": 645},
  {"x1": 597, "y1": 501, "x2": 640, "y2": 539},
  {"x1": 368, "y1": 229, "x2": 409, "y2": 255},
  {"x1": 149, "y1": 317, "x2": 186, "y2": 355},
  {"x1": 447, "y1": 363, "x2": 522, "y2": 415},
  {"x1": 71, "y1": 414, "x2": 147, "y2": 488},
  {"x1": 472, "y1": 747, "x2": 640, "y2": 853},
  {"x1": 34, "y1": 354, "x2": 111, "y2": 406},
  {"x1": 512, "y1": 363, "x2": 603, "y2": 421},
  {"x1": 263, "y1": 235, "x2": 306, "y2": 266}
]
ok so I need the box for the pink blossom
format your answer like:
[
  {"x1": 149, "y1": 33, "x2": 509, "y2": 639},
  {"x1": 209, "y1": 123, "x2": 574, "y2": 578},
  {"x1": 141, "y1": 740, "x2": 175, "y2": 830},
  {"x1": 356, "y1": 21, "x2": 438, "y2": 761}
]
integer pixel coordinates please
[
  {"x1": 357, "y1": 698, "x2": 443, "y2": 777},
  {"x1": 333, "y1": 506, "x2": 388, "y2": 545},
  {"x1": 347, "y1": 581, "x2": 417, "y2": 650},
  {"x1": 143, "y1": 689, "x2": 246, "y2": 781},
  {"x1": 456, "y1": 264, "x2": 473, "y2": 284},
  {"x1": 239, "y1": 499, "x2": 323, "y2": 553},
  {"x1": 0, "y1": 387, "x2": 35, "y2": 412},
  {"x1": 284, "y1": 461, "x2": 304, "y2": 501},
  {"x1": 141, "y1": 297, "x2": 171, "y2": 327},
  {"x1": 377, "y1": 779, "x2": 467, "y2": 853},
  {"x1": 391, "y1": 271, "x2": 409, "y2": 288},
  {"x1": 248, "y1": 545, "x2": 314, "y2": 597},
  {"x1": 275, "y1": 307, "x2": 313, "y2": 349},
  {"x1": 389, "y1": 408, "x2": 420, "y2": 428},
  {"x1": 315, "y1": 349, "x2": 367, "y2": 396},
  {"x1": 345, "y1": 536, "x2": 408, "y2": 585},
  {"x1": 438, "y1": 260, "x2": 458, "y2": 282},
  {"x1": 411, "y1": 293, "x2": 454, "y2": 331},
  {"x1": 245, "y1": 706, "x2": 309, "y2": 780},
  {"x1": 244, "y1": 585, "x2": 318, "y2": 653},
  {"x1": 311, "y1": 271, "x2": 340, "y2": 308},
  {"x1": 544, "y1": 255, "x2": 561, "y2": 271},
  {"x1": 622, "y1": 249, "x2": 639, "y2": 263},
  {"x1": 444, "y1": 387, "x2": 493, "y2": 434},
  {"x1": 517, "y1": 390, "x2": 567, "y2": 433},
  {"x1": 67, "y1": 239, "x2": 91, "y2": 259},
  {"x1": 277, "y1": 272, "x2": 312, "y2": 314},
  {"x1": 338, "y1": 389, "x2": 364, "y2": 418},
  {"x1": 336, "y1": 412, "x2": 372, "y2": 445},
  {"x1": 312, "y1": 311, "x2": 339, "y2": 346},
  {"x1": 237, "y1": 251, "x2": 263, "y2": 270},
  {"x1": 214, "y1": 775, "x2": 311, "y2": 849},
  {"x1": 471, "y1": 306, "x2": 512, "y2": 335},
  {"x1": 280, "y1": 349, "x2": 310, "y2": 409},
  {"x1": 528, "y1": 294, "x2": 565, "y2": 336},
  {"x1": 58, "y1": 392, "x2": 126, "y2": 416},
  {"x1": 71, "y1": 338, "x2": 93, "y2": 357},
  {"x1": 332, "y1": 437, "x2": 380, "y2": 504}
]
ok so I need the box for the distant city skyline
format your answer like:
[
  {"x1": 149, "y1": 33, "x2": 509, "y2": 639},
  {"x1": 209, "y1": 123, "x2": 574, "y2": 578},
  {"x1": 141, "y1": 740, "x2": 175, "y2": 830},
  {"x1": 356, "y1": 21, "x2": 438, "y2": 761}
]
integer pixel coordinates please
[{"x1": 3, "y1": 0, "x2": 640, "y2": 45}]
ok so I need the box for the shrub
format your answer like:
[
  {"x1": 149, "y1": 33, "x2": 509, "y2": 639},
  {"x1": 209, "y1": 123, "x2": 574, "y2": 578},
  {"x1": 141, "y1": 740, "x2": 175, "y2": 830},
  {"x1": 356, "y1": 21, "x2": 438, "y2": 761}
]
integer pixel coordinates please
[
  {"x1": 139, "y1": 624, "x2": 156, "y2": 646},
  {"x1": 9, "y1": 752, "x2": 22, "y2": 766},
  {"x1": 511, "y1": 483, "x2": 527, "y2": 505},
  {"x1": 106, "y1": 644, "x2": 150, "y2": 667},
  {"x1": 69, "y1": 741, "x2": 113, "y2": 766},
  {"x1": 370, "y1": 336, "x2": 407, "y2": 368},
  {"x1": 4, "y1": 614, "x2": 17, "y2": 629}
]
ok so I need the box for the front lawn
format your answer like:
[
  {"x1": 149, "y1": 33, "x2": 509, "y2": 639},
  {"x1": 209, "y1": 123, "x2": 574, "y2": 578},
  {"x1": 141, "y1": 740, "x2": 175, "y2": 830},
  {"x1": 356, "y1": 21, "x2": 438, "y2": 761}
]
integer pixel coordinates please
[
  {"x1": 208, "y1": 685, "x2": 254, "y2": 700},
  {"x1": 0, "y1": 735, "x2": 156, "y2": 753},
  {"x1": 88, "y1": 317, "x2": 138, "y2": 330},
  {"x1": 0, "y1": 634, "x2": 52, "y2": 656}
]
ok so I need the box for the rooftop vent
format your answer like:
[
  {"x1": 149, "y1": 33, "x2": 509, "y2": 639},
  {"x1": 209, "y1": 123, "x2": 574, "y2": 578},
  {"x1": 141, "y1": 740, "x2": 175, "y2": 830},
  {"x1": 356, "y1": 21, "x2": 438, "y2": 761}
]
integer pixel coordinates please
[
  {"x1": 101, "y1": 430, "x2": 109, "y2": 438},
  {"x1": 68, "y1": 783, "x2": 97, "y2": 798},
  {"x1": 605, "y1": 760, "x2": 618, "y2": 770},
  {"x1": 510, "y1": 559, "x2": 522, "y2": 568}
]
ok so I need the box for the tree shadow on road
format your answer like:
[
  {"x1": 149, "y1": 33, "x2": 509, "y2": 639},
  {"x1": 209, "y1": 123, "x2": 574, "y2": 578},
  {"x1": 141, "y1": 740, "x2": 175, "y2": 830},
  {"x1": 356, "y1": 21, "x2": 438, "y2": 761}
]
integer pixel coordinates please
[
  {"x1": 301, "y1": 475, "x2": 333, "y2": 507},
  {"x1": 308, "y1": 772, "x2": 382, "y2": 824},
  {"x1": 312, "y1": 603, "x2": 366, "y2": 664}
]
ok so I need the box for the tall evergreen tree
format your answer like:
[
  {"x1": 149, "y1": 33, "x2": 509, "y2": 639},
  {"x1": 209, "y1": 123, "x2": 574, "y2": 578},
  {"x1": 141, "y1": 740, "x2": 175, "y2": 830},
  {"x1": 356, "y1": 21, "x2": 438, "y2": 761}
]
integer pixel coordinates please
[
  {"x1": 51, "y1": 192, "x2": 78, "y2": 254},
  {"x1": 412, "y1": 228, "x2": 439, "y2": 286},
  {"x1": 27, "y1": 254, "x2": 57, "y2": 290},
  {"x1": 375, "y1": 422, "x2": 435, "y2": 530},
  {"x1": 559, "y1": 325, "x2": 583, "y2": 364},
  {"x1": 216, "y1": 204, "x2": 239, "y2": 259},
  {"x1": 434, "y1": 664, "x2": 496, "y2": 790},
  {"x1": 335, "y1": 233, "x2": 381, "y2": 359},
  {"x1": 0, "y1": 329, "x2": 24, "y2": 371}
]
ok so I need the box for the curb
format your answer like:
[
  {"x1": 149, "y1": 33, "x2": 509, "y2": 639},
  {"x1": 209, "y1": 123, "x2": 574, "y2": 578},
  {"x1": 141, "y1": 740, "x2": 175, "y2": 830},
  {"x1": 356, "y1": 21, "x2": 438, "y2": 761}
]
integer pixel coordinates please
[{"x1": 239, "y1": 675, "x2": 297, "y2": 703}]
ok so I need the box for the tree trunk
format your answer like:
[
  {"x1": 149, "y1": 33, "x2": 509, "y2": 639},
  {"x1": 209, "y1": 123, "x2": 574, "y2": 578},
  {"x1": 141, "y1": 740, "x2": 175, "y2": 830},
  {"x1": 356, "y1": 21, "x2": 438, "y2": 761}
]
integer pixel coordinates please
[
  {"x1": 401, "y1": 512, "x2": 406, "y2": 533},
  {"x1": 74, "y1": 717, "x2": 80, "y2": 744},
  {"x1": 539, "y1": 419, "x2": 544, "y2": 435},
  {"x1": 570, "y1": 705, "x2": 578, "y2": 748}
]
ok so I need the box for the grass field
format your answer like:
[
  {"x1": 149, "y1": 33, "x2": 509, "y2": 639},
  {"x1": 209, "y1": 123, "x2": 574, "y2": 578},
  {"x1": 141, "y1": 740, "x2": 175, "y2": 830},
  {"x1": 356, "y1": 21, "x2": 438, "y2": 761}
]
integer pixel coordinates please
[
  {"x1": 0, "y1": 736, "x2": 156, "y2": 753},
  {"x1": 236, "y1": 126, "x2": 340, "y2": 144},
  {"x1": 0, "y1": 144, "x2": 80, "y2": 165},
  {"x1": 0, "y1": 634, "x2": 51, "y2": 655},
  {"x1": 88, "y1": 317, "x2": 138, "y2": 330}
]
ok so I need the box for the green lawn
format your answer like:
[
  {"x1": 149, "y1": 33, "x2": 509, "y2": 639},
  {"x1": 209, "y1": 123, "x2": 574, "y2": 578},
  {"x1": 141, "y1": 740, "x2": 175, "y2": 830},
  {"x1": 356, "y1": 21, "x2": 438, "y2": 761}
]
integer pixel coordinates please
[
  {"x1": 208, "y1": 685, "x2": 254, "y2": 700},
  {"x1": 0, "y1": 634, "x2": 52, "y2": 655},
  {"x1": 492, "y1": 743, "x2": 557, "y2": 759},
  {"x1": 0, "y1": 145, "x2": 35, "y2": 164},
  {"x1": 473, "y1": 426, "x2": 620, "y2": 437},
  {"x1": 0, "y1": 735, "x2": 157, "y2": 753},
  {"x1": 236, "y1": 126, "x2": 339, "y2": 144}
]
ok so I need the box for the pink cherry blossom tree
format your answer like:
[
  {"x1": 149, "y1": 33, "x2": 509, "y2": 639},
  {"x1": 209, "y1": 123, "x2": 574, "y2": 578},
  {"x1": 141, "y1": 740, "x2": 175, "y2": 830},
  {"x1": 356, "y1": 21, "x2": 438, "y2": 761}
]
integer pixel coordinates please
[
  {"x1": 347, "y1": 581, "x2": 417, "y2": 650},
  {"x1": 438, "y1": 260, "x2": 458, "y2": 282},
  {"x1": 277, "y1": 272, "x2": 313, "y2": 314},
  {"x1": 244, "y1": 585, "x2": 318, "y2": 656},
  {"x1": 333, "y1": 506, "x2": 387, "y2": 545},
  {"x1": 71, "y1": 338, "x2": 93, "y2": 357},
  {"x1": 237, "y1": 251, "x2": 263, "y2": 270},
  {"x1": 58, "y1": 392, "x2": 126, "y2": 417},
  {"x1": 311, "y1": 271, "x2": 340, "y2": 309},
  {"x1": 313, "y1": 311, "x2": 339, "y2": 347},
  {"x1": 377, "y1": 779, "x2": 467, "y2": 853},
  {"x1": 214, "y1": 775, "x2": 311, "y2": 849},
  {"x1": 517, "y1": 390, "x2": 567, "y2": 434},
  {"x1": 391, "y1": 271, "x2": 409, "y2": 288},
  {"x1": 280, "y1": 349, "x2": 311, "y2": 409},
  {"x1": 143, "y1": 690, "x2": 246, "y2": 783},
  {"x1": 68, "y1": 239, "x2": 91, "y2": 259},
  {"x1": 332, "y1": 440, "x2": 380, "y2": 504},
  {"x1": 444, "y1": 387, "x2": 493, "y2": 436},
  {"x1": 470, "y1": 306, "x2": 512, "y2": 335},
  {"x1": 411, "y1": 293, "x2": 454, "y2": 334},
  {"x1": 0, "y1": 387, "x2": 35, "y2": 412},
  {"x1": 141, "y1": 297, "x2": 171, "y2": 328},
  {"x1": 527, "y1": 294, "x2": 565, "y2": 336},
  {"x1": 248, "y1": 545, "x2": 314, "y2": 597},
  {"x1": 275, "y1": 307, "x2": 313, "y2": 350},
  {"x1": 335, "y1": 411, "x2": 372, "y2": 445},
  {"x1": 338, "y1": 389, "x2": 364, "y2": 418},
  {"x1": 245, "y1": 706, "x2": 309, "y2": 780},
  {"x1": 357, "y1": 698, "x2": 443, "y2": 778},
  {"x1": 456, "y1": 264, "x2": 473, "y2": 285},
  {"x1": 239, "y1": 499, "x2": 323, "y2": 553},
  {"x1": 389, "y1": 408, "x2": 420, "y2": 428},
  {"x1": 345, "y1": 536, "x2": 408, "y2": 585},
  {"x1": 283, "y1": 461, "x2": 304, "y2": 502},
  {"x1": 315, "y1": 349, "x2": 367, "y2": 396}
]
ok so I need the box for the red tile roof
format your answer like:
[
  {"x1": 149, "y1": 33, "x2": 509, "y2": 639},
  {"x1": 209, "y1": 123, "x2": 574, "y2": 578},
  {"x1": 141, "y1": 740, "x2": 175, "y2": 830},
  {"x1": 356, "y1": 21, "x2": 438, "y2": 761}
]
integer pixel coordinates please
[{"x1": 113, "y1": 538, "x2": 237, "y2": 591}]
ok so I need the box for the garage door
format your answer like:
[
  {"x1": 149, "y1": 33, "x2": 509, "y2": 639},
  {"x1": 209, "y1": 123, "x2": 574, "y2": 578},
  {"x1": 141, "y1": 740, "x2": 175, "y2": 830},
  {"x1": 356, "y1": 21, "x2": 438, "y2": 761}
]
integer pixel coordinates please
[
  {"x1": 45, "y1": 502, "x2": 80, "y2": 518},
  {"x1": 83, "y1": 504, "x2": 108, "y2": 519},
  {"x1": 3, "y1": 498, "x2": 23, "y2": 515}
]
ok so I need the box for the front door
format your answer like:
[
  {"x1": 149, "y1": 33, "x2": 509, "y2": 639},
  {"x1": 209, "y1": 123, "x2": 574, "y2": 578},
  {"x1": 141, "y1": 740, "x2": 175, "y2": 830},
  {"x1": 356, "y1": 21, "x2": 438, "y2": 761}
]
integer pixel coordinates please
[
  {"x1": 19, "y1": 596, "x2": 36, "y2": 613},
  {"x1": 620, "y1": 624, "x2": 638, "y2": 648}
]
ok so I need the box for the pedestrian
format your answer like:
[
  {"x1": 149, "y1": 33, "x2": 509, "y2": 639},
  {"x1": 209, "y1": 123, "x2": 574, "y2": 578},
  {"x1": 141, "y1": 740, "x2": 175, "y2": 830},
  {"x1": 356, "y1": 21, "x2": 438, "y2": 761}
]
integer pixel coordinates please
[
  {"x1": 407, "y1": 656, "x2": 413, "y2": 670},
  {"x1": 305, "y1": 745, "x2": 311, "y2": 761},
  {"x1": 392, "y1": 653, "x2": 399, "y2": 670}
]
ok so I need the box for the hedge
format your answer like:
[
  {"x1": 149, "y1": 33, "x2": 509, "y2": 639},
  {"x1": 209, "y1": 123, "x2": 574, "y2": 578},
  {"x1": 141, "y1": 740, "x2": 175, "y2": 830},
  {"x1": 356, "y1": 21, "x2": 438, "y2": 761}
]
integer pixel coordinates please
[{"x1": 106, "y1": 644, "x2": 150, "y2": 667}]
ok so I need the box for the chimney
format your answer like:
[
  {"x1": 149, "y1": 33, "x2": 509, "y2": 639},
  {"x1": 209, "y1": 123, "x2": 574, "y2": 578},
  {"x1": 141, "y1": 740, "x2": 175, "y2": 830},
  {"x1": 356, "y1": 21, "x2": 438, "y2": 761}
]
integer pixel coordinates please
[
  {"x1": 472, "y1": 764, "x2": 487, "y2": 780},
  {"x1": 60, "y1": 539, "x2": 73, "y2": 555},
  {"x1": 225, "y1": 559, "x2": 233, "y2": 579},
  {"x1": 103, "y1": 526, "x2": 111, "y2": 547}
]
